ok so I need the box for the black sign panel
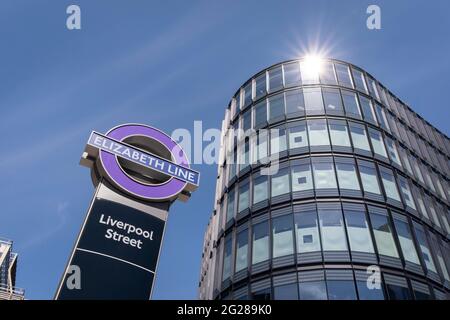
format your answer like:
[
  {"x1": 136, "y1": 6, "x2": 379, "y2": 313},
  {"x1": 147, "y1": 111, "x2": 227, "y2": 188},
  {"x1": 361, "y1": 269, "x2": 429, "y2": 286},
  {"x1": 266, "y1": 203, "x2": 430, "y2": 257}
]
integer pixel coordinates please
[{"x1": 56, "y1": 197, "x2": 165, "y2": 300}]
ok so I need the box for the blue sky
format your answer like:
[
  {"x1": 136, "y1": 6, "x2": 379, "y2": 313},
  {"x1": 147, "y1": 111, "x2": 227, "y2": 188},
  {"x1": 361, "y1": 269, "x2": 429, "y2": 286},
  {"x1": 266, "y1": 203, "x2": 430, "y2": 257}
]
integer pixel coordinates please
[{"x1": 0, "y1": 0, "x2": 449, "y2": 300}]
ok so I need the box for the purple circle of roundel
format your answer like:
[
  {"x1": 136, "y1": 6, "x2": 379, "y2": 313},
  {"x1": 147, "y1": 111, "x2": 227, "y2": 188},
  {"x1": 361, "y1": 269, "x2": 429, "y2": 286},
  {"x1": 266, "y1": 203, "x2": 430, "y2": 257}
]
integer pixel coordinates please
[{"x1": 99, "y1": 124, "x2": 189, "y2": 201}]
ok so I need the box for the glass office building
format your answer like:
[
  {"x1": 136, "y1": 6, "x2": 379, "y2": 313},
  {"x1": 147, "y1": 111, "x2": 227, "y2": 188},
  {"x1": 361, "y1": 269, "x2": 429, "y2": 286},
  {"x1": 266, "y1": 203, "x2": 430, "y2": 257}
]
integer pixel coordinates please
[
  {"x1": 0, "y1": 238, "x2": 24, "y2": 300},
  {"x1": 198, "y1": 58, "x2": 450, "y2": 300}
]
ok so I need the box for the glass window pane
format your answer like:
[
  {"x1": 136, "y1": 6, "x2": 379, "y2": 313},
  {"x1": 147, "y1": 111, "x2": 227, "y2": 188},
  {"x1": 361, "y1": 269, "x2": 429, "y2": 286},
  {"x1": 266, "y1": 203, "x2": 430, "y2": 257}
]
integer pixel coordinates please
[
  {"x1": 386, "y1": 283, "x2": 412, "y2": 300},
  {"x1": 254, "y1": 100, "x2": 267, "y2": 128},
  {"x1": 413, "y1": 223, "x2": 437, "y2": 273},
  {"x1": 271, "y1": 167, "x2": 290, "y2": 197},
  {"x1": 367, "y1": 77, "x2": 380, "y2": 100},
  {"x1": 274, "y1": 283, "x2": 298, "y2": 300},
  {"x1": 335, "y1": 63, "x2": 353, "y2": 88},
  {"x1": 320, "y1": 62, "x2": 337, "y2": 84},
  {"x1": 342, "y1": 90, "x2": 361, "y2": 117},
  {"x1": 283, "y1": 62, "x2": 301, "y2": 87},
  {"x1": 238, "y1": 183, "x2": 249, "y2": 212},
  {"x1": 226, "y1": 189, "x2": 235, "y2": 222},
  {"x1": 252, "y1": 288, "x2": 271, "y2": 300},
  {"x1": 299, "y1": 281, "x2": 327, "y2": 300},
  {"x1": 222, "y1": 235, "x2": 232, "y2": 281},
  {"x1": 313, "y1": 161, "x2": 337, "y2": 189},
  {"x1": 252, "y1": 221, "x2": 269, "y2": 265},
  {"x1": 359, "y1": 95, "x2": 377, "y2": 124},
  {"x1": 243, "y1": 82, "x2": 252, "y2": 107},
  {"x1": 349, "y1": 123, "x2": 370, "y2": 151},
  {"x1": 269, "y1": 66, "x2": 283, "y2": 92},
  {"x1": 344, "y1": 209, "x2": 375, "y2": 253},
  {"x1": 385, "y1": 137, "x2": 402, "y2": 167},
  {"x1": 375, "y1": 103, "x2": 390, "y2": 131},
  {"x1": 304, "y1": 87, "x2": 324, "y2": 114},
  {"x1": 232, "y1": 95, "x2": 239, "y2": 116},
  {"x1": 369, "y1": 212, "x2": 399, "y2": 258},
  {"x1": 270, "y1": 128, "x2": 287, "y2": 155},
  {"x1": 398, "y1": 176, "x2": 416, "y2": 209},
  {"x1": 235, "y1": 229, "x2": 248, "y2": 272},
  {"x1": 272, "y1": 215, "x2": 294, "y2": 258},
  {"x1": 415, "y1": 190, "x2": 430, "y2": 220},
  {"x1": 369, "y1": 129, "x2": 387, "y2": 157},
  {"x1": 291, "y1": 164, "x2": 313, "y2": 192},
  {"x1": 336, "y1": 162, "x2": 360, "y2": 191},
  {"x1": 238, "y1": 139, "x2": 250, "y2": 171},
  {"x1": 253, "y1": 131, "x2": 268, "y2": 161},
  {"x1": 359, "y1": 163, "x2": 381, "y2": 194},
  {"x1": 242, "y1": 109, "x2": 252, "y2": 132},
  {"x1": 308, "y1": 119, "x2": 330, "y2": 147},
  {"x1": 323, "y1": 88, "x2": 343, "y2": 114},
  {"x1": 393, "y1": 218, "x2": 420, "y2": 265},
  {"x1": 380, "y1": 169, "x2": 401, "y2": 202},
  {"x1": 300, "y1": 60, "x2": 320, "y2": 84},
  {"x1": 318, "y1": 208, "x2": 348, "y2": 251},
  {"x1": 410, "y1": 156, "x2": 425, "y2": 184},
  {"x1": 268, "y1": 93, "x2": 285, "y2": 120},
  {"x1": 253, "y1": 175, "x2": 268, "y2": 204},
  {"x1": 352, "y1": 68, "x2": 368, "y2": 93},
  {"x1": 327, "y1": 280, "x2": 357, "y2": 300},
  {"x1": 329, "y1": 121, "x2": 351, "y2": 147},
  {"x1": 288, "y1": 123, "x2": 308, "y2": 149},
  {"x1": 356, "y1": 281, "x2": 385, "y2": 300},
  {"x1": 255, "y1": 73, "x2": 266, "y2": 100},
  {"x1": 295, "y1": 210, "x2": 321, "y2": 253},
  {"x1": 285, "y1": 89, "x2": 305, "y2": 115}
]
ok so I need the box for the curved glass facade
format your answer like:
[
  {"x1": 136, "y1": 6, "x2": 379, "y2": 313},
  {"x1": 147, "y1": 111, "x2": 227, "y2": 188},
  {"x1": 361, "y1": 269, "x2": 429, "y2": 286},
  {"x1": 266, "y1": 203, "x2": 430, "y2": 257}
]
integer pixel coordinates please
[{"x1": 200, "y1": 58, "x2": 450, "y2": 300}]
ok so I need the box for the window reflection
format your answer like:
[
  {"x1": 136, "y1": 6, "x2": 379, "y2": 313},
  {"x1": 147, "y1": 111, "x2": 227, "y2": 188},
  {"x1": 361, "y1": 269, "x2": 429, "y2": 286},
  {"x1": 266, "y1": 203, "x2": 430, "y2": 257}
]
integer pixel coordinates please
[
  {"x1": 271, "y1": 167, "x2": 290, "y2": 197},
  {"x1": 369, "y1": 129, "x2": 387, "y2": 158},
  {"x1": 304, "y1": 87, "x2": 324, "y2": 114},
  {"x1": 336, "y1": 161, "x2": 360, "y2": 191},
  {"x1": 323, "y1": 88, "x2": 343, "y2": 114},
  {"x1": 268, "y1": 93, "x2": 285, "y2": 121},
  {"x1": 351, "y1": 68, "x2": 368, "y2": 93},
  {"x1": 252, "y1": 221, "x2": 269, "y2": 265},
  {"x1": 299, "y1": 281, "x2": 327, "y2": 300},
  {"x1": 392, "y1": 217, "x2": 420, "y2": 265},
  {"x1": 369, "y1": 212, "x2": 399, "y2": 258},
  {"x1": 327, "y1": 280, "x2": 357, "y2": 300},
  {"x1": 344, "y1": 209, "x2": 375, "y2": 253},
  {"x1": 288, "y1": 123, "x2": 308, "y2": 149},
  {"x1": 273, "y1": 283, "x2": 298, "y2": 300},
  {"x1": 235, "y1": 229, "x2": 248, "y2": 272},
  {"x1": 359, "y1": 162, "x2": 382, "y2": 195},
  {"x1": 308, "y1": 119, "x2": 330, "y2": 147},
  {"x1": 255, "y1": 73, "x2": 267, "y2": 100},
  {"x1": 283, "y1": 62, "x2": 301, "y2": 87},
  {"x1": 380, "y1": 168, "x2": 401, "y2": 202},
  {"x1": 222, "y1": 234, "x2": 232, "y2": 282},
  {"x1": 329, "y1": 121, "x2": 351, "y2": 148},
  {"x1": 272, "y1": 215, "x2": 294, "y2": 258},
  {"x1": 335, "y1": 63, "x2": 353, "y2": 88},
  {"x1": 268, "y1": 66, "x2": 283, "y2": 92},
  {"x1": 313, "y1": 161, "x2": 337, "y2": 189},
  {"x1": 342, "y1": 90, "x2": 361, "y2": 117},
  {"x1": 295, "y1": 209, "x2": 321, "y2": 253},
  {"x1": 318, "y1": 208, "x2": 348, "y2": 251},
  {"x1": 291, "y1": 164, "x2": 313, "y2": 192},
  {"x1": 254, "y1": 100, "x2": 267, "y2": 128},
  {"x1": 253, "y1": 175, "x2": 268, "y2": 204},
  {"x1": 359, "y1": 95, "x2": 377, "y2": 124},
  {"x1": 285, "y1": 89, "x2": 305, "y2": 116},
  {"x1": 356, "y1": 281, "x2": 384, "y2": 300},
  {"x1": 349, "y1": 123, "x2": 371, "y2": 151}
]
